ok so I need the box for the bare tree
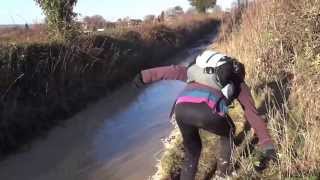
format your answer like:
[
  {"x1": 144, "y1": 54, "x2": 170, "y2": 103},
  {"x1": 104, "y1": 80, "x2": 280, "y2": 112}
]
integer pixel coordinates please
[{"x1": 83, "y1": 15, "x2": 107, "y2": 30}]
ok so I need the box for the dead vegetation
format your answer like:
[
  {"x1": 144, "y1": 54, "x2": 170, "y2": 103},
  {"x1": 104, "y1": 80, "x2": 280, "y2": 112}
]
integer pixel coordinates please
[{"x1": 153, "y1": 0, "x2": 320, "y2": 179}]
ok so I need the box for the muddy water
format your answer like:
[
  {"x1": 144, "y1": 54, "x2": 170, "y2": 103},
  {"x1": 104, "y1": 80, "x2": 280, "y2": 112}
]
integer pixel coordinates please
[{"x1": 0, "y1": 33, "x2": 216, "y2": 180}]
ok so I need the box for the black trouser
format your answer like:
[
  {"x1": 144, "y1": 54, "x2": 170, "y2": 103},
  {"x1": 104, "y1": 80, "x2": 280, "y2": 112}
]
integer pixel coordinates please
[{"x1": 174, "y1": 103, "x2": 235, "y2": 180}]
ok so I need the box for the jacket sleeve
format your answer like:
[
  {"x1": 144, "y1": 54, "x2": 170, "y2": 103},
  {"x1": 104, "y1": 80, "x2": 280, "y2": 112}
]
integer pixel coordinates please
[
  {"x1": 141, "y1": 65, "x2": 188, "y2": 83},
  {"x1": 237, "y1": 82, "x2": 274, "y2": 149}
]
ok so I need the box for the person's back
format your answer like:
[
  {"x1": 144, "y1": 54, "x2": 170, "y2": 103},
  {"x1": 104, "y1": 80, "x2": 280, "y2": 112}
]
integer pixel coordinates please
[
  {"x1": 187, "y1": 50, "x2": 223, "y2": 90},
  {"x1": 187, "y1": 50, "x2": 245, "y2": 102}
]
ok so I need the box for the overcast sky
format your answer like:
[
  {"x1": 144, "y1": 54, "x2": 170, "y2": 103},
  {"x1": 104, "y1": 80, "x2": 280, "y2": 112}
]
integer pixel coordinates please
[{"x1": 0, "y1": 0, "x2": 236, "y2": 24}]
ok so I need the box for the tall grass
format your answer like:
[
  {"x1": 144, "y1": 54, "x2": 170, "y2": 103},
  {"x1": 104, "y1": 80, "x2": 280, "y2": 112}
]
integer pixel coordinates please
[
  {"x1": 215, "y1": 0, "x2": 320, "y2": 177},
  {"x1": 153, "y1": 0, "x2": 320, "y2": 179}
]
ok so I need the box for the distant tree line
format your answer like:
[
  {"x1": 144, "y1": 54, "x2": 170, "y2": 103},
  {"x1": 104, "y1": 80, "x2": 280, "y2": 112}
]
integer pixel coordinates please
[{"x1": 34, "y1": 0, "x2": 223, "y2": 40}]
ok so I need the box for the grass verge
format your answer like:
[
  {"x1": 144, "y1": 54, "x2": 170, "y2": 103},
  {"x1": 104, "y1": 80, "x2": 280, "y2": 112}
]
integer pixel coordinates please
[{"x1": 153, "y1": 0, "x2": 320, "y2": 179}]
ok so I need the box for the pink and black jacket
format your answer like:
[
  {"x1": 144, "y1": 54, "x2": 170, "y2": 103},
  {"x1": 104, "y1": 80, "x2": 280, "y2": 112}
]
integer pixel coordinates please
[{"x1": 140, "y1": 65, "x2": 273, "y2": 149}]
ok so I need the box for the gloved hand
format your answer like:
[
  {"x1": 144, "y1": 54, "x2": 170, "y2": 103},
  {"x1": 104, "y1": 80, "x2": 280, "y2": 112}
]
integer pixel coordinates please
[
  {"x1": 254, "y1": 146, "x2": 277, "y2": 172},
  {"x1": 132, "y1": 73, "x2": 145, "y2": 89}
]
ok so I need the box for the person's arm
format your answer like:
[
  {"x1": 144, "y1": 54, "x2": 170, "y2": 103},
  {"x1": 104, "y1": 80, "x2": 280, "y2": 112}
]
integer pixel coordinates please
[
  {"x1": 237, "y1": 82, "x2": 274, "y2": 149},
  {"x1": 237, "y1": 82, "x2": 277, "y2": 171},
  {"x1": 141, "y1": 65, "x2": 188, "y2": 83}
]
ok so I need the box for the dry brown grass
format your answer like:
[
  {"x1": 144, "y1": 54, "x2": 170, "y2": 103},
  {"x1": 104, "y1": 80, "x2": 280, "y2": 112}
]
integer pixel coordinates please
[
  {"x1": 0, "y1": 24, "x2": 48, "y2": 43},
  {"x1": 153, "y1": 0, "x2": 320, "y2": 179},
  {"x1": 99, "y1": 14, "x2": 218, "y2": 47},
  {"x1": 214, "y1": 0, "x2": 320, "y2": 177}
]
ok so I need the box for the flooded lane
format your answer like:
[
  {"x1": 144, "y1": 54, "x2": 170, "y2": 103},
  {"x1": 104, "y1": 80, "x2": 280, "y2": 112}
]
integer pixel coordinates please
[{"x1": 0, "y1": 33, "x2": 216, "y2": 180}]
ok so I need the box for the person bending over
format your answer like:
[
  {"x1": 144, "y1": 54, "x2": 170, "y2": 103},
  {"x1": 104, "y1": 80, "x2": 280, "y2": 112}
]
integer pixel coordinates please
[{"x1": 133, "y1": 50, "x2": 276, "y2": 179}]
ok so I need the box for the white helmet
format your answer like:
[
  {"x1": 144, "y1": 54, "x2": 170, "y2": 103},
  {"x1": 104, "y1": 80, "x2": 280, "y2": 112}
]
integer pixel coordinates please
[
  {"x1": 195, "y1": 50, "x2": 236, "y2": 100},
  {"x1": 195, "y1": 50, "x2": 227, "y2": 68}
]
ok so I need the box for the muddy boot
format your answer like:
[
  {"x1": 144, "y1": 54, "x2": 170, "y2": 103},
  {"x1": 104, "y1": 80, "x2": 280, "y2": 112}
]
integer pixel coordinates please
[{"x1": 215, "y1": 136, "x2": 234, "y2": 177}]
